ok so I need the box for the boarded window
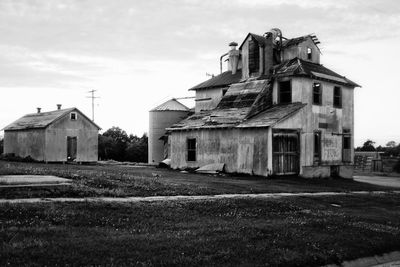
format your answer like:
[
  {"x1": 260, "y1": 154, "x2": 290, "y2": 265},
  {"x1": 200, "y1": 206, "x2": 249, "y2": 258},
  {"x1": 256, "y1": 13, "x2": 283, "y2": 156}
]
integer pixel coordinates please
[
  {"x1": 70, "y1": 112, "x2": 77, "y2": 120},
  {"x1": 248, "y1": 39, "x2": 259, "y2": 74},
  {"x1": 333, "y1": 86, "x2": 342, "y2": 108},
  {"x1": 187, "y1": 138, "x2": 196, "y2": 162},
  {"x1": 314, "y1": 131, "x2": 321, "y2": 164},
  {"x1": 279, "y1": 80, "x2": 291, "y2": 104},
  {"x1": 307, "y1": 47, "x2": 312, "y2": 60},
  {"x1": 313, "y1": 83, "x2": 322, "y2": 105}
]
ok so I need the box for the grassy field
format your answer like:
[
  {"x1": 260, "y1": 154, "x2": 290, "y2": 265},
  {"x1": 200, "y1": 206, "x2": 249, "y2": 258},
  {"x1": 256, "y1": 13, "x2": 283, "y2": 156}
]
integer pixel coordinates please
[
  {"x1": 1, "y1": 193, "x2": 400, "y2": 266},
  {"x1": 0, "y1": 160, "x2": 395, "y2": 199}
]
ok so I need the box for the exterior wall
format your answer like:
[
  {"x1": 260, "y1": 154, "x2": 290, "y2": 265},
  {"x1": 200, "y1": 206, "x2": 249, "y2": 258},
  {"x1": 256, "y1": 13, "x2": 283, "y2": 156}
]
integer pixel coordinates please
[
  {"x1": 273, "y1": 77, "x2": 354, "y2": 177},
  {"x1": 148, "y1": 110, "x2": 190, "y2": 163},
  {"x1": 45, "y1": 111, "x2": 98, "y2": 162},
  {"x1": 195, "y1": 87, "x2": 227, "y2": 112},
  {"x1": 4, "y1": 129, "x2": 46, "y2": 161},
  {"x1": 282, "y1": 38, "x2": 320, "y2": 64},
  {"x1": 170, "y1": 128, "x2": 270, "y2": 176},
  {"x1": 241, "y1": 39, "x2": 249, "y2": 80}
]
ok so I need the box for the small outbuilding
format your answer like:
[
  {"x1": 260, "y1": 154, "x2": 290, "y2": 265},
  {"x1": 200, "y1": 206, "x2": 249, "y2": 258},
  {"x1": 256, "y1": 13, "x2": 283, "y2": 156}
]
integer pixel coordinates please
[{"x1": 3, "y1": 106, "x2": 100, "y2": 162}]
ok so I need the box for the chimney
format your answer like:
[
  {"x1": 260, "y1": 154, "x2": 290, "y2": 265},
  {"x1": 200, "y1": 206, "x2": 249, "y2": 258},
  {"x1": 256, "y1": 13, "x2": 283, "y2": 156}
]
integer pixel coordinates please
[
  {"x1": 37, "y1": 107, "x2": 41, "y2": 113},
  {"x1": 228, "y1": 42, "x2": 240, "y2": 75},
  {"x1": 57, "y1": 104, "x2": 62, "y2": 110}
]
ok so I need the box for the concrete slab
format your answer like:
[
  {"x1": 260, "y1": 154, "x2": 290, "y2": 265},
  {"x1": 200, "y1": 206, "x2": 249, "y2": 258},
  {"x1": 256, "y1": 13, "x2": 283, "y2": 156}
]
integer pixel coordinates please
[
  {"x1": 0, "y1": 175, "x2": 72, "y2": 185},
  {"x1": 354, "y1": 175, "x2": 400, "y2": 188}
]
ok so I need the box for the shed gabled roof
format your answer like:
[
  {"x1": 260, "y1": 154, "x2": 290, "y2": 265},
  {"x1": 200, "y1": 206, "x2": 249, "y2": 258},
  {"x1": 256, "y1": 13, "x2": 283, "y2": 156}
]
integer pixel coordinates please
[
  {"x1": 150, "y1": 98, "x2": 190, "y2": 112},
  {"x1": 189, "y1": 70, "x2": 242, "y2": 91},
  {"x1": 3, "y1": 108, "x2": 101, "y2": 131},
  {"x1": 273, "y1": 58, "x2": 360, "y2": 87}
]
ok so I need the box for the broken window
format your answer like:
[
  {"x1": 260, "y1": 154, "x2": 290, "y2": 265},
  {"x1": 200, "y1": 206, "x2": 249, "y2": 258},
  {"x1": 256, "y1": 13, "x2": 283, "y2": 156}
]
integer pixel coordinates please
[
  {"x1": 333, "y1": 86, "x2": 342, "y2": 108},
  {"x1": 187, "y1": 138, "x2": 196, "y2": 162},
  {"x1": 314, "y1": 131, "x2": 321, "y2": 165},
  {"x1": 313, "y1": 83, "x2": 322, "y2": 105},
  {"x1": 70, "y1": 112, "x2": 77, "y2": 120},
  {"x1": 248, "y1": 39, "x2": 259, "y2": 74},
  {"x1": 307, "y1": 47, "x2": 312, "y2": 60},
  {"x1": 279, "y1": 80, "x2": 291, "y2": 104}
]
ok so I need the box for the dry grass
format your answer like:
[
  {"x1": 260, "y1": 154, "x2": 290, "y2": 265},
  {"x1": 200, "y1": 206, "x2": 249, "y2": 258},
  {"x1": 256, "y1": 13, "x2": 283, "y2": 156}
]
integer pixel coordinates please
[
  {"x1": 1, "y1": 194, "x2": 400, "y2": 266},
  {"x1": 0, "y1": 160, "x2": 395, "y2": 199}
]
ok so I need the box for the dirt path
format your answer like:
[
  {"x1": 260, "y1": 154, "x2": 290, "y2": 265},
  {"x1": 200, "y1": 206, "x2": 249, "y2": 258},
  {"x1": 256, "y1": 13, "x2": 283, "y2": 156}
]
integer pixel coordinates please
[{"x1": 1, "y1": 190, "x2": 399, "y2": 204}]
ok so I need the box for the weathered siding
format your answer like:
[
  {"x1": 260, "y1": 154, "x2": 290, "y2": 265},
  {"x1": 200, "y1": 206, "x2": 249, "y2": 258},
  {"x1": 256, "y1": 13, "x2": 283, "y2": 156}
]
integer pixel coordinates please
[
  {"x1": 273, "y1": 77, "x2": 354, "y2": 176},
  {"x1": 195, "y1": 87, "x2": 227, "y2": 112},
  {"x1": 3, "y1": 129, "x2": 46, "y2": 160},
  {"x1": 46, "y1": 111, "x2": 98, "y2": 162},
  {"x1": 170, "y1": 128, "x2": 269, "y2": 176},
  {"x1": 282, "y1": 37, "x2": 320, "y2": 64}
]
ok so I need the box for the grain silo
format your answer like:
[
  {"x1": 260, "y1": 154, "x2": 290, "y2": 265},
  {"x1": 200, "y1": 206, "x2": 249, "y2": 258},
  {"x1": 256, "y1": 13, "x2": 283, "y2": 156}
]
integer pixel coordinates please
[{"x1": 148, "y1": 99, "x2": 190, "y2": 164}]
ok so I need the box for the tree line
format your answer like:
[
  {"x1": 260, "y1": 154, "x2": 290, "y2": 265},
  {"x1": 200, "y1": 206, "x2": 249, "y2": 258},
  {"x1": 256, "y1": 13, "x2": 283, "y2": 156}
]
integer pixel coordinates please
[
  {"x1": 355, "y1": 140, "x2": 400, "y2": 156},
  {"x1": 98, "y1": 127, "x2": 148, "y2": 162}
]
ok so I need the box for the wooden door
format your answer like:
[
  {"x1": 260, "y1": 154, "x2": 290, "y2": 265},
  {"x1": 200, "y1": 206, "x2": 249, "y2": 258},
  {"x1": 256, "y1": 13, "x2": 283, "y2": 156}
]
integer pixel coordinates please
[
  {"x1": 273, "y1": 131, "x2": 299, "y2": 175},
  {"x1": 67, "y1": 136, "x2": 77, "y2": 161}
]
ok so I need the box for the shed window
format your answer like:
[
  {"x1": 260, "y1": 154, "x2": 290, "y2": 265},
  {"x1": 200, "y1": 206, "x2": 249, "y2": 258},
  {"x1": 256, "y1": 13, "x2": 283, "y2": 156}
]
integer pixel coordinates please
[
  {"x1": 279, "y1": 80, "x2": 291, "y2": 104},
  {"x1": 187, "y1": 138, "x2": 196, "y2": 162},
  {"x1": 313, "y1": 83, "x2": 322, "y2": 105},
  {"x1": 70, "y1": 112, "x2": 77, "y2": 120},
  {"x1": 333, "y1": 86, "x2": 342, "y2": 108},
  {"x1": 307, "y1": 47, "x2": 312, "y2": 60},
  {"x1": 314, "y1": 131, "x2": 321, "y2": 165}
]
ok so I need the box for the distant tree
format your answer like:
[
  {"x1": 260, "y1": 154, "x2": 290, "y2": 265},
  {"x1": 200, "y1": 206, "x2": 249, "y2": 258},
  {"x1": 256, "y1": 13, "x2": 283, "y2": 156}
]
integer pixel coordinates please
[
  {"x1": 125, "y1": 133, "x2": 148, "y2": 162},
  {"x1": 358, "y1": 140, "x2": 376, "y2": 152},
  {"x1": 98, "y1": 127, "x2": 148, "y2": 162},
  {"x1": 386, "y1": 141, "x2": 397, "y2": 148},
  {"x1": 100, "y1": 127, "x2": 130, "y2": 161}
]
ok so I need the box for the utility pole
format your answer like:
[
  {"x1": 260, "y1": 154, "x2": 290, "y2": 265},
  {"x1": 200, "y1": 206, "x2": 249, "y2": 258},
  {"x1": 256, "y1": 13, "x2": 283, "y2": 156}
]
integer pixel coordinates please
[{"x1": 86, "y1": 89, "x2": 99, "y2": 121}]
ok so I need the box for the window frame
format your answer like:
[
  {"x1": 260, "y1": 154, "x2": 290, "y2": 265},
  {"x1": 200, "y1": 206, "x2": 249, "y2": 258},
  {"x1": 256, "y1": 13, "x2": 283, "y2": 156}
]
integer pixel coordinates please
[
  {"x1": 312, "y1": 82, "x2": 322, "y2": 105},
  {"x1": 307, "y1": 47, "x2": 312, "y2": 60},
  {"x1": 278, "y1": 80, "x2": 292, "y2": 104},
  {"x1": 313, "y1": 131, "x2": 321, "y2": 165},
  {"x1": 70, "y1": 112, "x2": 77, "y2": 121},
  {"x1": 187, "y1": 138, "x2": 197, "y2": 162},
  {"x1": 333, "y1": 86, "x2": 342, "y2": 108}
]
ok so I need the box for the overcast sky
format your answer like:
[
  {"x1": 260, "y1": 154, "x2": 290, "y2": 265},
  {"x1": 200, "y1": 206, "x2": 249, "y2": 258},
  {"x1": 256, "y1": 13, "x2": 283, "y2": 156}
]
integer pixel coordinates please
[{"x1": 0, "y1": 0, "x2": 399, "y2": 146}]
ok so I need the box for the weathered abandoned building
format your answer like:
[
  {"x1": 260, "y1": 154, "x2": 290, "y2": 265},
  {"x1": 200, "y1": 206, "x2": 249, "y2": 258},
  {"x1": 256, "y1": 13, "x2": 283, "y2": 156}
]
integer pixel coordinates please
[
  {"x1": 3, "y1": 106, "x2": 100, "y2": 162},
  {"x1": 151, "y1": 28, "x2": 360, "y2": 178}
]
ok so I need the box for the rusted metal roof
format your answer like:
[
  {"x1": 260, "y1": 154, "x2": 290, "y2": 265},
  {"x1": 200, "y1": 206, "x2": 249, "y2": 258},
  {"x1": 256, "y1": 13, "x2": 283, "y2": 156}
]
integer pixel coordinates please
[
  {"x1": 189, "y1": 70, "x2": 242, "y2": 91},
  {"x1": 273, "y1": 58, "x2": 360, "y2": 87},
  {"x1": 3, "y1": 108, "x2": 101, "y2": 131},
  {"x1": 237, "y1": 102, "x2": 306, "y2": 128},
  {"x1": 168, "y1": 80, "x2": 272, "y2": 131},
  {"x1": 150, "y1": 98, "x2": 190, "y2": 112}
]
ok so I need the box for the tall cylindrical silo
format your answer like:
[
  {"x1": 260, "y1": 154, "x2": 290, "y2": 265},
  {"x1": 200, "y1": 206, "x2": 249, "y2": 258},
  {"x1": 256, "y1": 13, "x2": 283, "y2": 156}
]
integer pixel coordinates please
[{"x1": 148, "y1": 99, "x2": 190, "y2": 164}]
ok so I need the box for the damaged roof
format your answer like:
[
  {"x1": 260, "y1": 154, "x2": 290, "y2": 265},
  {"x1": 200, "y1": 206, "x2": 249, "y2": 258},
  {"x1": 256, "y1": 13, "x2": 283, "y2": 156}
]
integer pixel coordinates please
[
  {"x1": 273, "y1": 58, "x2": 360, "y2": 87},
  {"x1": 189, "y1": 70, "x2": 242, "y2": 91},
  {"x1": 238, "y1": 102, "x2": 306, "y2": 128},
  {"x1": 169, "y1": 80, "x2": 275, "y2": 131},
  {"x1": 3, "y1": 108, "x2": 101, "y2": 131}
]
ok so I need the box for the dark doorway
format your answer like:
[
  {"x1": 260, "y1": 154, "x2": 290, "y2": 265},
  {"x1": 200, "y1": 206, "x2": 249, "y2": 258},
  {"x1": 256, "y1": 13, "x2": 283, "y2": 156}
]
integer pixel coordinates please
[
  {"x1": 67, "y1": 136, "x2": 77, "y2": 161},
  {"x1": 273, "y1": 130, "x2": 299, "y2": 175}
]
